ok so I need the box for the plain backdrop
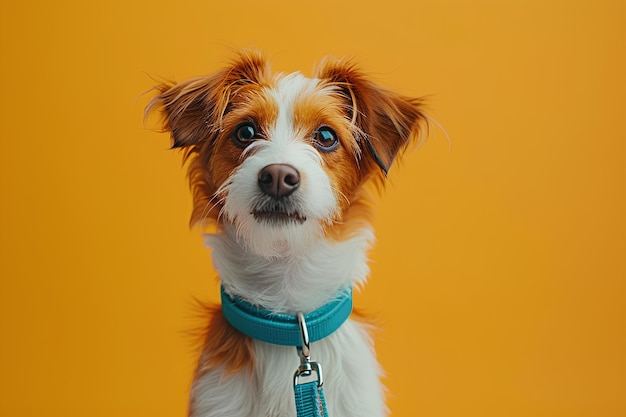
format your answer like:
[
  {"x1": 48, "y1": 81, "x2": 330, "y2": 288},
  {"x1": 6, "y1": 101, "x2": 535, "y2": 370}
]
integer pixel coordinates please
[{"x1": 1, "y1": 1, "x2": 624, "y2": 416}]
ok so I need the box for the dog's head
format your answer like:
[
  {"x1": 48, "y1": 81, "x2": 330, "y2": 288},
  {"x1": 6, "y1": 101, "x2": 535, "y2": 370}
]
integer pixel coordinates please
[{"x1": 146, "y1": 51, "x2": 426, "y2": 258}]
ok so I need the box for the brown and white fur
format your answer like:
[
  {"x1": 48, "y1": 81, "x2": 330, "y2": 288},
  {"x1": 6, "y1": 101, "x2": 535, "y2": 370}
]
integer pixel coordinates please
[{"x1": 146, "y1": 50, "x2": 427, "y2": 417}]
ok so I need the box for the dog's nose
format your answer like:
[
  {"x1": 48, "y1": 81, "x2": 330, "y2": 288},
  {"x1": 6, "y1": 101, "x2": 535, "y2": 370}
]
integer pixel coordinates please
[{"x1": 258, "y1": 164, "x2": 300, "y2": 199}]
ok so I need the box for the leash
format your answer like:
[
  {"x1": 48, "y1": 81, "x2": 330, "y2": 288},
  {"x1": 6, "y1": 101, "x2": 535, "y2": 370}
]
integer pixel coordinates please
[
  {"x1": 293, "y1": 311, "x2": 328, "y2": 417},
  {"x1": 221, "y1": 286, "x2": 353, "y2": 417}
]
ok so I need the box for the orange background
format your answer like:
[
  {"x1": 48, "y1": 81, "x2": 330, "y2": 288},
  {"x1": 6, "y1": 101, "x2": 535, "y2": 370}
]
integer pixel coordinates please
[{"x1": 1, "y1": 1, "x2": 624, "y2": 416}]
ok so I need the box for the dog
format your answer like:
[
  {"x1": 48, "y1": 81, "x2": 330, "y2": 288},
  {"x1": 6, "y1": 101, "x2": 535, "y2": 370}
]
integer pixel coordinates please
[{"x1": 146, "y1": 50, "x2": 427, "y2": 417}]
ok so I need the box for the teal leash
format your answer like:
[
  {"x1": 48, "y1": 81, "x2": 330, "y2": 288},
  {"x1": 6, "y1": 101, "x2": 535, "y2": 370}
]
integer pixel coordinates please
[
  {"x1": 294, "y1": 381, "x2": 328, "y2": 417},
  {"x1": 293, "y1": 312, "x2": 328, "y2": 417},
  {"x1": 221, "y1": 287, "x2": 352, "y2": 417}
]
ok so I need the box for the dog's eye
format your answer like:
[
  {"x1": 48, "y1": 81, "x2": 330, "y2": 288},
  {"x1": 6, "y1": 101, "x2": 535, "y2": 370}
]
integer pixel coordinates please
[
  {"x1": 231, "y1": 122, "x2": 259, "y2": 147},
  {"x1": 313, "y1": 126, "x2": 339, "y2": 152}
]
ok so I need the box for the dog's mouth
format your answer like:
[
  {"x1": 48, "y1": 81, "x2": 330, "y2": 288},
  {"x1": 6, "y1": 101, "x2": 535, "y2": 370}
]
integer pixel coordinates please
[{"x1": 252, "y1": 207, "x2": 307, "y2": 225}]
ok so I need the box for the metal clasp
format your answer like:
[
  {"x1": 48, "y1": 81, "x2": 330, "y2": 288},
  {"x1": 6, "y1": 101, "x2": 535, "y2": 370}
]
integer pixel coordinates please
[{"x1": 293, "y1": 312, "x2": 324, "y2": 388}]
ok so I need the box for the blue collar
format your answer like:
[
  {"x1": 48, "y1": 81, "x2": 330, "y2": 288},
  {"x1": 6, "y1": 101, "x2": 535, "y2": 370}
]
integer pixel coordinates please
[{"x1": 220, "y1": 286, "x2": 353, "y2": 346}]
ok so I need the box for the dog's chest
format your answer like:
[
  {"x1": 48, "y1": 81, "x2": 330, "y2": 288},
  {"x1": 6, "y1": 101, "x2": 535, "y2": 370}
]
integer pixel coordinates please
[{"x1": 191, "y1": 320, "x2": 386, "y2": 417}]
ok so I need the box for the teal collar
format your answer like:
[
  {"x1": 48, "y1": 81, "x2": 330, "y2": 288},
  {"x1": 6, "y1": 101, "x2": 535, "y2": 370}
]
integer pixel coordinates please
[{"x1": 220, "y1": 286, "x2": 353, "y2": 346}]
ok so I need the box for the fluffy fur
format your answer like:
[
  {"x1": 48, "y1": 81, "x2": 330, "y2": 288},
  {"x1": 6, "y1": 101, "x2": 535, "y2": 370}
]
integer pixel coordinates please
[{"x1": 146, "y1": 50, "x2": 427, "y2": 417}]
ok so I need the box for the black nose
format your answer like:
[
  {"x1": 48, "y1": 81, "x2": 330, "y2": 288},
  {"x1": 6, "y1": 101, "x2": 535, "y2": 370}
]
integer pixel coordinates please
[{"x1": 258, "y1": 164, "x2": 301, "y2": 199}]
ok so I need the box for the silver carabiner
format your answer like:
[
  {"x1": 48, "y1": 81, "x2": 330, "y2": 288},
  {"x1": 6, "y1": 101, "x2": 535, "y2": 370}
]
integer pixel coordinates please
[
  {"x1": 294, "y1": 360, "x2": 324, "y2": 388},
  {"x1": 294, "y1": 312, "x2": 324, "y2": 388}
]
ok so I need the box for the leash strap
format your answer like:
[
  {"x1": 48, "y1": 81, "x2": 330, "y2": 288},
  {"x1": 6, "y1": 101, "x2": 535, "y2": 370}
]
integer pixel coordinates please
[
  {"x1": 293, "y1": 312, "x2": 329, "y2": 417},
  {"x1": 294, "y1": 381, "x2": 328, "y2": 417}
]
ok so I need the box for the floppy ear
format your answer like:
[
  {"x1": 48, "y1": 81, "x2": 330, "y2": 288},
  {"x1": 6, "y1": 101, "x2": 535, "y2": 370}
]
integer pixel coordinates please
[
  {"x1": 145, "y1": 50, "x2": 271, "y2": 149},
  {"x1": 316, "y1": 59, "x2": 427, "y2": 174}
]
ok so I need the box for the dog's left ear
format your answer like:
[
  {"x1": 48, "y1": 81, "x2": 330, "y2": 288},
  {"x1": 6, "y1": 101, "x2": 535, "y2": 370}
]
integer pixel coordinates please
[{"x1": 317, "y1": 59, "x2": 427, "y2": 174}]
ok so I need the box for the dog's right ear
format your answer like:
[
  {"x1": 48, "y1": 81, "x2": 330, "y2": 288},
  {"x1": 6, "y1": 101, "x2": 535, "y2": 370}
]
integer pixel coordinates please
[
  {"x1": 145, "y1": 50, "x2": 271, "y2": 149},
  {"x1": 316, "y1": 58, "x2": 427, "y2": 175}
]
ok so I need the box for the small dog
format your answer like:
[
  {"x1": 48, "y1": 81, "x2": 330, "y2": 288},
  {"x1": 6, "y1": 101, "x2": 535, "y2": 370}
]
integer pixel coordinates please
[{"x1": 146, "y1": 50, "x2": 426, "y2": 417}]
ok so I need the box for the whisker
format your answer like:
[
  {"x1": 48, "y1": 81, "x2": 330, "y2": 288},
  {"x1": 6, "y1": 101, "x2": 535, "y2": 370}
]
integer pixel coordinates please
[
  {"x1": 332, "y1": 185, "x2": 351, "y2": 207},
  {"x1": 196, "y1": 189, "x2": 227, "y2": 227}
]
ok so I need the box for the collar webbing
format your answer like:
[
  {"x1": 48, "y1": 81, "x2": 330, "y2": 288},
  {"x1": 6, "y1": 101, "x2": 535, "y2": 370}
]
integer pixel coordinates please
[{"x1": 220, "y1": 286, "x2": 353, "y2": 346}]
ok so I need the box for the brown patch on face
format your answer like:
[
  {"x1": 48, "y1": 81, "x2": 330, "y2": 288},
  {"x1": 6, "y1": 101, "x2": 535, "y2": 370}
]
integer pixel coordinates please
[
  {"x1": 145, "y1": 50, "x2": 280, "y2": 228},
  {"x1": 291, "y1": 89, "x2": 364, "y2": 222},
  {"x1": 189, "y1": 85, "x2": 280, "y2": 227},
  {"x1": 287, "y1": 81, "x2": 390, "y2": 241}
]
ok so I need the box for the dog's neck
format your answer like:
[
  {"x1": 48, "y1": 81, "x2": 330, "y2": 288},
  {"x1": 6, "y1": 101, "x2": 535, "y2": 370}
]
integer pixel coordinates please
[{"x1": 205, "y1": 223, "x2": 374, "y2": 314}]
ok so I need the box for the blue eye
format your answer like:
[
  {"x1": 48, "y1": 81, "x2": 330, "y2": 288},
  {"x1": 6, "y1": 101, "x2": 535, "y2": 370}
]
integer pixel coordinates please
[
  {"x1": 313, "y1": 126, "x2": 339, "y2": 152},
  {"x1": 231, "y1": 122, "x2": 258, "y2": 147}
]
